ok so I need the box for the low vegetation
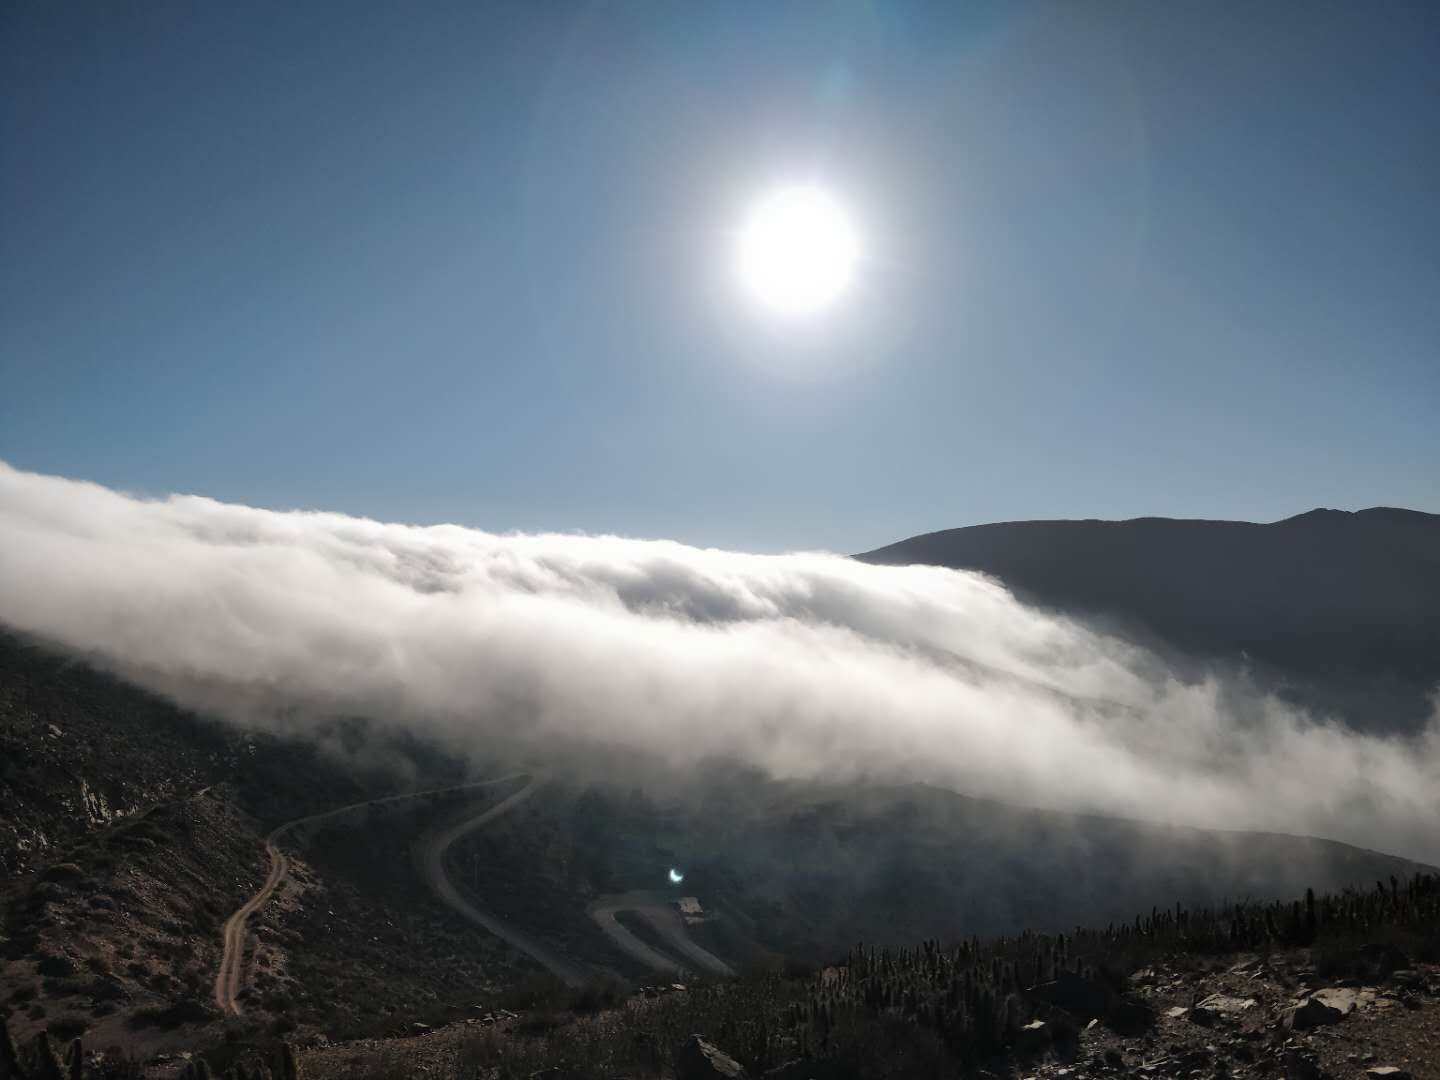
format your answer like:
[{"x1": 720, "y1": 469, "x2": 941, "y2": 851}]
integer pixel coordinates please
[{"x1": 298, "y1": 873, "x2": 1440, "y2": 1080}]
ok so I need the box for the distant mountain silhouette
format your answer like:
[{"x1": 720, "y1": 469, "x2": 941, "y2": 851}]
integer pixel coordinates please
[{"x1": 858, "y1": 508, "x2": 1440, "y2": 729}]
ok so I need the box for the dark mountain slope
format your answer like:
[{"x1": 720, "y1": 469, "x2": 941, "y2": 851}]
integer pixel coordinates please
[{"x1": 857, "y1": 508, "x2": 1440, "y2": 728}]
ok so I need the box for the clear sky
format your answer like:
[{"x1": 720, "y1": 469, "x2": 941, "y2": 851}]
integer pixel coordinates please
[{"x1": 3, "y1": 1, "x2": 1436, "y2": 553}]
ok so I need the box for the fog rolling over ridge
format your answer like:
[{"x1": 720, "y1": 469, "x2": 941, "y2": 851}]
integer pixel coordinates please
[
  {"x1": 1, "y1": 460, "x2": 1436, "y2": 863},
  {"x1": 859, "y1": 509, "x2": 1440, "y2": 731}
]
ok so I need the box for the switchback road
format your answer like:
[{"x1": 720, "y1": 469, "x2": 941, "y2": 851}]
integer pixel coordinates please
[{"x1": 213, "y1": 773, "x2": 528, "y2": 1016}]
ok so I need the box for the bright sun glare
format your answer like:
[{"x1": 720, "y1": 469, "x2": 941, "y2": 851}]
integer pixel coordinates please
[{"x1": 738, "y1": 186, "x2": 859, "y2": 316}]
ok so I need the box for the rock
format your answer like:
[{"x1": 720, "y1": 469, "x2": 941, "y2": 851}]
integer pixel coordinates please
[
  {"x1": 676, "y1": 1035, "x2": 746, "y2": 1080},
  {"x1": 1310, "y1": 987, "x2": 1375, "y2": 1014},
  {"x1": 1365, "y1": 1068, "x2": 1410, "y2": 1080},
  {"x1": 1281, "y1": 1051, "x2": 1323, "y2": 1080},
  {"x1": 1282, "y1": 997, "x2": 1344, "y2": 1030},
  {"x1": 1016, "y1": 1019, "x2": 1051, "y2": 1056},
  {"x1": 1197, "y1": 994, "x2": 1258, "y2": 1015},
  {"x1": 1187, "y1": 1005, "x2": 1219, "y2": 1026},
  {"x1": 760, "y1": 1061, "x2": 813, "y2": 1080},
  {"x1": 1166, "y1": 1006, "x2": 1188, "y2": 1019},
  {"x1": 1027, "y1": 972, "x2": 1116, "y2": 1022},
  {"x1": 1106, "y1": 997, "x2": 1157, "y2": 1036}
]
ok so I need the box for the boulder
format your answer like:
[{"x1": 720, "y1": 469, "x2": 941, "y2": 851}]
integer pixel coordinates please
[
  {"x1": 1310, "y1": 987, "x2": 1375, "y2": 1014},
  {"x1": 1365, "y1": 1069, "x2": 1412, "y2": 1080},
  {"x1": 1281, "y1": 1051, "x2": 1324, "y2": 1080},
  {"x1": 1026, "y1": 972, "x2": 1115, "y2": 1023},
  {"x1": 1105, "y1": 997, "x2": 1157, "y2": 1036},
  {"x1": 1197, "y1": 993, "x2": 1258, "y2": 1015},
  {"x1": 1283, "y1": 996, "x2": 1344, "y2": 1030},
  {"x1": 676, "y1": 1035, "x2": 747, "y2": 1080}
]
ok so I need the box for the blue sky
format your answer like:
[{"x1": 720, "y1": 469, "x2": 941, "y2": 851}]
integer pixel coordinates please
[{"x1": 3, "y1": 1, "x2": 1436, "y2": 552}]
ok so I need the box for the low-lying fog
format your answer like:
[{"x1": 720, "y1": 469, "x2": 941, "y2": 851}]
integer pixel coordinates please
[{"x1": 2, "y1": 460, "x2": 1436, "y2": 863}]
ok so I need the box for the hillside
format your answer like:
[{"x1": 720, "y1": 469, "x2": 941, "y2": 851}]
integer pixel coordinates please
[
  {"x1": 466, "y1": 776, "x2": 1436, "y2": 970},
  {"x1": 0, "y1": 631, "x2": 539, "y2": 1053},
  {"x1": 857, "y1": 508, "x2": 1440, "y2": 728},
  {"x1": 2, "y1": 628, "x2": 1437, "y2": 1072}
]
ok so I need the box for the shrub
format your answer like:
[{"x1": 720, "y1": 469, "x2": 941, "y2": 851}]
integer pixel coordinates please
[
  {"x1": 127, "y1": 997, "x2": 213, "y2": 1030},
  {"x1": 498, "y1": 974, "x2": 574, "y2": 1013},
  {"x1": 46, "y1": 1015, "x2": 89, "y2": 1041},
  {"x1": 35, "y1": 954, "x2": 77, "y2": 977}
]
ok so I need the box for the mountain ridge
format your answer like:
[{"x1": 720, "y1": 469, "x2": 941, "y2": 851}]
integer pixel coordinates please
[{"x1": 856, "y1": 507, "x2": 1440, "y2": 729}]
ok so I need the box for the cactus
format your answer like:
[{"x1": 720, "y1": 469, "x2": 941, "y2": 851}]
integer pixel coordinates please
[
  {"x1": 27, "y1": 1034, "x2": 62, "y2": 1080},
  {"x1": 0, "y1": 1018, "x2": 24, "y2": 1080},
  {"x1": 275, "y1": 1043, "x2": 298, "y2": 1080}
]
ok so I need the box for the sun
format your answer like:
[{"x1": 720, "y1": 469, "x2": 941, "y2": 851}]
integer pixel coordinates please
[{"x1": 737, "y1": 186, "x2": 859, "y2": 316}]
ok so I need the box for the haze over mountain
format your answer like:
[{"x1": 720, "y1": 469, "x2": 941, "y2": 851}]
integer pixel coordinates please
[{"x1": 860, "y1": 508, "x2": 1440, "y2": 730}]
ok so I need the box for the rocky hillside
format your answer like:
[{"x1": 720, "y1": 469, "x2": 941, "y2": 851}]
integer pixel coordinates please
[
  {"x1": 468, "y1": 777, "x2": 1437, "y2": 967},
  {"x1": 3, "y1": 629, "x2": 1437, "y2": 1074},
  {"x1": 297, "y1": 874, "x2": 1440, "y2": 1080},
  {"x1": 0, "y1": 630, "x2": 536, "y2": 1053},
  {"x1": 0, "y1": 631, "x2": 237, "y2": 877}
]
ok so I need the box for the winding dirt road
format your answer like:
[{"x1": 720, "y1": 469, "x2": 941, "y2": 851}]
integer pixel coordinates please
[
  {"x1": 213, "y1": 773, "x2": 529, "y2": 1016},
  {"x1": 414, "y1": 777, "x2": 589, "y2": 988},
  {"x1": 589, "y1": 892, "x2": 735, "y2": 979},
  {"x1": 216, "y1": 773, "x2": 736, "y2": 1012}
]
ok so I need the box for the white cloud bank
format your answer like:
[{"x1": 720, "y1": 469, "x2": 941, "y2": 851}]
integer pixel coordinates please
[{"x1": 1, "y1": 460, "x2": 1437, "y2": 862}]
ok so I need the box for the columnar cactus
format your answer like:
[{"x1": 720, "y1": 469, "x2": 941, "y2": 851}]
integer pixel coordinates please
[
  {"x1": 26, "y1": 1033, "x2": 62, "y2": 1080},
  {"x1": 275, "y1": 1043, "x2": 299, "y2": 1080},
  {"x1": 0, "y1": 1019, "x2": 24, "y2": 1080}
]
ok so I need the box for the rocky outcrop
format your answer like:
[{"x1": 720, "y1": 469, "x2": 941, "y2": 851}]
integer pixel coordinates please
[{"x1": 676, "y1": 1035, "x2": 747, "y2": 1080}]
